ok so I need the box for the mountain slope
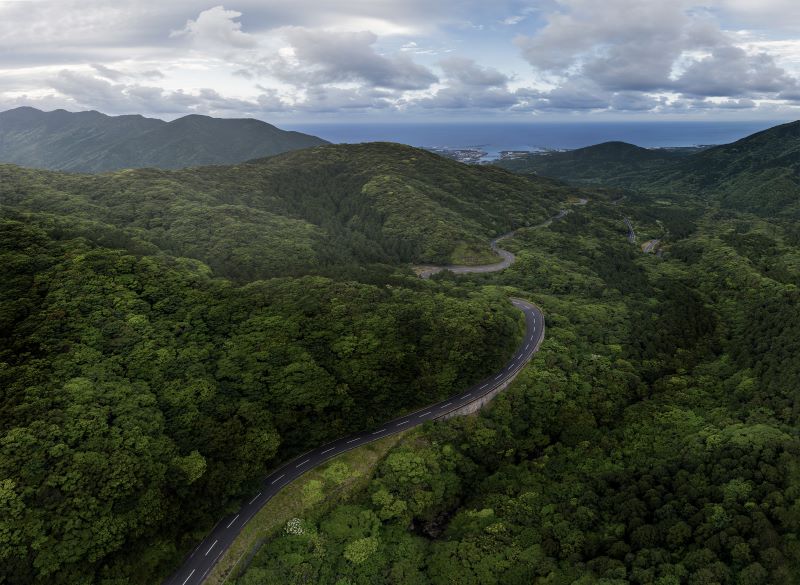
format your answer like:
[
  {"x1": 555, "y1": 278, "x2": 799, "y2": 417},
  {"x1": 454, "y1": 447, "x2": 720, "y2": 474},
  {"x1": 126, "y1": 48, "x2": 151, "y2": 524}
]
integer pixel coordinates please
[
  {"x1": 494, "y1": 141, "x2": 694, "y2": 184},
  {"x1": 642, "y1": 120, "x2": 800, "y2": 215},
  {"x1": 495, "y1": 120, "x2": 800, "y2": 217},
  {"x1": 0, "y1": 107, "x2": 327, "y2": 172},
  {"x1": 0, "y1": 217, "x2": 524, "y2": 585},
  {"x1": 0, "y1": 142, "x2": 569, "y2": 279},
  {"x1": 0, "y1": 140, "x2": 565, "y2": 585}
]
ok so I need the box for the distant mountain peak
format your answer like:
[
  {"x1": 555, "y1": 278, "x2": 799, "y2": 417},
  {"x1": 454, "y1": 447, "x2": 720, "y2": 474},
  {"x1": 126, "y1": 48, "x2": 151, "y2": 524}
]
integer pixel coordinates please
[{"x1": 0, "y1": 107, "x2": 328, "y2": 172}]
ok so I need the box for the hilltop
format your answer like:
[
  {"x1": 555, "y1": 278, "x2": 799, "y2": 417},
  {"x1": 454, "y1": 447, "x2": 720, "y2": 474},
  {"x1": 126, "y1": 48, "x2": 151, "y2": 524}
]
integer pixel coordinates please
[
  {"x1": 642, "y1": 120, "x2": 800, "y2": 215},
  {"x1": 0, "y1": 139, "x2": 573, "y2": 584},
  {"x1": 0, "y1": 107, "x2": 327, "y2": 172},
  {"x1": 0, "y1": 141, "x2": 568, "y2": 279},
  {"x1": 494, "y1": 141, "x2": 696, "y2": 184},
  {"x1": 496, "y1": 120, "x2": 800, "y2": 217}
]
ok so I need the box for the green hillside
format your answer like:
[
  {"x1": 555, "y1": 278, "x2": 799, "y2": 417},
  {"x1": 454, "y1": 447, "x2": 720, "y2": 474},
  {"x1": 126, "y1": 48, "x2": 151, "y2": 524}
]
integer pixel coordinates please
[
  {"x1": 0, "y1": 142, "x2": 570, "y2": 583},
  {"x1": 0, "y1": 107, "x2": 327, "y2": 172},
  {"x1": 1, "y1": 142, "x2": 565, "y2": 278},
  {"x1": 494, "y1": 141, "x2": 696, "y2": 185},
  {"x1": 641, "y1": 120, "x2": 800, "y2": 215},
  {"x1": 240, "y1": 191, "x2": 800, "y2": 585},
  {"x1": 496, "y1": 122, "x2": 800, "y2": 217},
  {"x1": 0, "y1": 141, "x2": 574, "y2": 584},
  {"x1": 9, "y1": 119, "x2": 800, "y2": 585}
]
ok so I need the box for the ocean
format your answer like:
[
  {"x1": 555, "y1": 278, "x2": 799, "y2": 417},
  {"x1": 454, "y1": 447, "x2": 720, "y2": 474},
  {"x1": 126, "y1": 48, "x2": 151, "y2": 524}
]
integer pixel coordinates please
[{"x1": 282, "y1": 120, "x2": 787, "y2": 160}]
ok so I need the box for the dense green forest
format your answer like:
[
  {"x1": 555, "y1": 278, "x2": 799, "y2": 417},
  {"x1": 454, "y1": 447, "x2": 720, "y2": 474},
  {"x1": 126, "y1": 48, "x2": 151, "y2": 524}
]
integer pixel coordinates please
[
  {"x1": 235, "y1": 122, "x2": 800, "y2": 584},
  {"x1": 0, "y1": 215, "x2": 525, "y2": 584},
  {"x1": 239, "y1": 197, "x2": 800, "y2": 584},
  {"x1": 1, "y1": 142, "x2": 564, "y2": 276},
  {"x1": 493, "y1": 142, "x2": 700, "y2": 186},
  {"x1": 494, "y1": 121, "x2": 800, "y2": 219},
  {"x1": 0, "y1": 142, "x2": 573, "y2": 583},
  {"x1": 0, "y1": 107, "x2": 327, "y2": 172},
  {"x1": 5, "y1": 121, "x2": 800, "y2": 585}
]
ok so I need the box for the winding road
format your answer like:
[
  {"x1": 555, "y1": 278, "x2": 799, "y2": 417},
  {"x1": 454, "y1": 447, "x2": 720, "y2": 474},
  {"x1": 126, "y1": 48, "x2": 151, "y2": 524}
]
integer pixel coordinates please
[
  {"x1": 164, "y1": 236, "x2": 545, "y2": 585},
  {"x1": 415, "y1": 209, "x2": 569, "y2": 279},
  {"x1": 415, "y1": 232, "x2": 517, "y2": 279},
  {"x1": 624, "y1": 217, "x2": 636, "y2": 243}
]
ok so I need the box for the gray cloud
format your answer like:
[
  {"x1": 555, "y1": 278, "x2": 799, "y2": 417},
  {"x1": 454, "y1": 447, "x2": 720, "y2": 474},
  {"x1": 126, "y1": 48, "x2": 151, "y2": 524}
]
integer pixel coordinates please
[
  {"x1": 521, "y1": 79, "x2": 611, "y2": 111},
  {"x1": 416, "y1": 57, "x2": 515, "y2": 110},
  {"x1": 417, "y1": 87, "x2": 518, "y2": 110},
  {"x1": 296, "y1": 86, "x2": 397, "y2": 112},
  {"x1": 269, "y1": 28, "x2": 438, "y2": 90},
  {"x1": 515, "y1": 0, "x2": 800, "y2": 111},
  {"x1": 438, "y1": 57, "x2": 509, "y2": 87},
  {"x1": 47, "y1": 70, "x2": 249, "y2": 115},
  {"x1": 609, "y1": 92, "x2": 667, "y2": 111},
  {"x1": 675, "y1": 46, "x2": 797, "y2": 97},
  {"x1": 1, "y1": 0, "x2": 799, "y2": 119},
  {"x1": 91, "y1": 64, "x2": 126, "y2": 81}
]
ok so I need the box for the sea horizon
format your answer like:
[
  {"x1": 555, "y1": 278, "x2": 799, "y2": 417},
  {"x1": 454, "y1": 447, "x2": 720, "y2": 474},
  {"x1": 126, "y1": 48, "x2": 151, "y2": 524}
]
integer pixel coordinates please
[{"x1": 282, "y1": 120, "x2": 789, "y2": 159}]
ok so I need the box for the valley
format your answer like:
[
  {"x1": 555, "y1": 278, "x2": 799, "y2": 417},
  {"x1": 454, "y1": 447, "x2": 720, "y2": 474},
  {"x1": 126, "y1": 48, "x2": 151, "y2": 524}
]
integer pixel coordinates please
[
  {"x1": 3, "y1": 119, "x2": 800, "y2": 585},
  {"x1": 5, "y1": 3, "x2": 800, "y2": 584}
]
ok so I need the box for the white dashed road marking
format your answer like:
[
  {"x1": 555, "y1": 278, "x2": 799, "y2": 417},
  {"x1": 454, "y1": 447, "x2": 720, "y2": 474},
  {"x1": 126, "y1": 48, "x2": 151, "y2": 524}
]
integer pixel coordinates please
[
  {"x1": 226, "y1": 515, "x2": 239, "y2": 529},
  {"x1": 205, "y1": 540, "x2": 217, "y2": 556}
]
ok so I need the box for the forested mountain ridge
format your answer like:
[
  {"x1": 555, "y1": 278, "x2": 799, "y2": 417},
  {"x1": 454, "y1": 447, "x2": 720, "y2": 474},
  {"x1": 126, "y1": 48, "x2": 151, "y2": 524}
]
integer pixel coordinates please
[
  {"x1": 0, "y1": 107, "x2": 328, "y2": 172},
  {"x1": 10, "y1": 118, "x2": 800, "y2": 585},
  {"x1": 495, "y1": 120, "x2": 800, "y2": 217},
  {"x1": 238, "y1": 195, "x2": 800, "y2": 585},
  {"x1": 494, "y1": 141, "x2": 694, "y2": 185},
  {"x1": 0, "y1": 217, "x2": 525, "y2": 584},
  {"x1": 0, "y1": 141, "x2": 573, "y2": 584},
  {"x1": 0, "y1": 142, "x2": 566, "y2": 278},
  {"x1": 640, "y1": 120, "x2": 800, "y2": 215}
]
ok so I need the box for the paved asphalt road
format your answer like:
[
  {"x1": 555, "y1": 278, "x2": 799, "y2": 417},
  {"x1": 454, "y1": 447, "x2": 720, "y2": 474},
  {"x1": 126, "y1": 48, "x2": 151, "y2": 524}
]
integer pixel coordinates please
[
  {"x1": 642, "y1": 239, "x2": 661, "y2": 254},
  {"x1": 415, "y1": 231, "x2": 517, "y2": 278},
  {"x1": 415, "y1": 210, "x2": 569, "y2": 279},
  {"x1": 624, "y1": 217, "x2": 636, "y2": 243},
  {"x1": 163, "y1": 298, "x2": 545, "y2": 585}
]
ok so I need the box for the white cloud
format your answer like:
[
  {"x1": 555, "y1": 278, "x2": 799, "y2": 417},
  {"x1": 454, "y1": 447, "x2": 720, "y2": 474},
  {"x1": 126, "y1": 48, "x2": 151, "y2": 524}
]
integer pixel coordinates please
[
  {"x1": 170, "y1": 6, "x2": 256, "y2": 48},
  {"x1": 267, "y1": 28, "x2": 438, "y2": 90},
  {"x1": 675, "y1": 45, "x2": 797, "y2": 97},
  {"x1": 502, "y1": 15, "x2": 526, "y2": 26},
  {"x1": 513, "y1": 0, "x2": 800, "y2": 113},
  {"x1": 0, "y1": 0, "x2": 799, "y2": 119}
]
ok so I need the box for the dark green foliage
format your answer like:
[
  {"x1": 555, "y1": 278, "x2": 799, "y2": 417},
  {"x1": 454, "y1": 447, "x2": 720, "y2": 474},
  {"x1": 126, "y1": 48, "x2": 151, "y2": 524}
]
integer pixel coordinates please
[
  {"x1": 243, "y1": 200, "x2": 800, "y2": 584},
  {"x1": 638, "y1": 121, "x2": 800, "y2": 216},
  {"x1": 493, "y1": 142, "x2": 699, "y2": 185},
  {"x1": 1, "y1": 142, "x2": 563, "y2": 275},
  {"x1": 497, "y1": 121, "x2": 800, "y2": 219},
  {"x1": 0, "y1": 215, "x2": 523, "y2": 584},
  {"x1": 0, "y1": 107, "x2": 327, "y2": 172},
  {"x1": 8, "y1": 119, "x2": 800, "y2": 585}
]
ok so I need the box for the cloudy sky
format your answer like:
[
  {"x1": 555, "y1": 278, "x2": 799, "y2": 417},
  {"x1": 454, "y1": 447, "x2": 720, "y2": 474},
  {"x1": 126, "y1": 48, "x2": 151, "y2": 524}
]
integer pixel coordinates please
[{"x1": 2, "y1": 0, "x2": 800, "y2": 121}]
